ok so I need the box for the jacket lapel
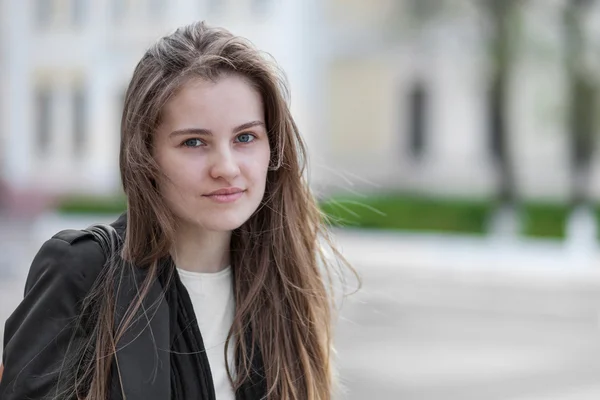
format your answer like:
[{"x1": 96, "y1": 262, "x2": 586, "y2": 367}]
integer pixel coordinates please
[{"x1": 112, "y1": 261, "x2": 171, "y2": 399}]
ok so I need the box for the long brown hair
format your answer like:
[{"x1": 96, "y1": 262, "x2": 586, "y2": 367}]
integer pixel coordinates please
[{"x1": 63, "y1": 21, "x2": 357, "y2": 400}]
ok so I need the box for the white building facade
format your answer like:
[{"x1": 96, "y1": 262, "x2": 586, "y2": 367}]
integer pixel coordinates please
[{"x1": 0, "y1": 0, "x2": 322, "y2": 196}]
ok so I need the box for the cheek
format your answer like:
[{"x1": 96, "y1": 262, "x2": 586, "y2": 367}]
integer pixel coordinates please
[
  {"x1": 258, "y1": 143, "x2": 272, "y2": 172},
  {"x1": 156, "y1": 155, "x2": 207, "y2": 197},
  {"x1": 248, "y1": 150, "x2": 270, "y2": 184}
]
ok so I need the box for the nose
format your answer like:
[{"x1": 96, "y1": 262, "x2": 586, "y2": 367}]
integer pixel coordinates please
[{"x1": 209, "y1": 147, "x2": 241, "y2": 181}]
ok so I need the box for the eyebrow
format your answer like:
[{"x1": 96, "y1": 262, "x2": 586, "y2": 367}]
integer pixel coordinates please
[{"x1": 169, "y1": 120, "x2": 265, "y2": 138}]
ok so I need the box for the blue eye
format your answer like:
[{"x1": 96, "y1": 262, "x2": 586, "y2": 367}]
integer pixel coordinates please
[
  {"x1": 182, "y1": 138, "x2": 204, "y2": 147},
  {"x1": 236, "y1": 133, "x2": 255, "y2": 143}
]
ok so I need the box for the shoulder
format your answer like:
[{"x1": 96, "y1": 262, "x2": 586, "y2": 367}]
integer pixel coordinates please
[{"x1": 24, "y1": 228, "x2": 107, "y2": 297}]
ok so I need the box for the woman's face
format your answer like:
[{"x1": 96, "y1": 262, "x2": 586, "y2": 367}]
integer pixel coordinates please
[{"x1": 153, "y1": 74, "x2": 271, "y2": 233}]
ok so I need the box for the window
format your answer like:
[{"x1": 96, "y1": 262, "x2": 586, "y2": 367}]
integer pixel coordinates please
[
  {"x1": 71, "y1": 0, "x2": 86, "y2": 26},
  {"x1": 147, "y1": 0, "x2": 166, "y2": 20},
  {"x1": 72, "y1": 86, "x2": 87, "y2": 157},
  {"x1": 251, "y1": 0, "x2": 269, "y2": 15},
  {"x1": 115, "y1": 87, "x2": 127, "y2": 134},
  {"x1": 34, "y1": 0, "x2": 54, "y2": 28},
  {"x1": 206, "y1": 0, "x2": 222, "y2": 15},
  {"x1": 407, "y1": 81, "x2": 428, "y2": 160},
  {"x1": 35, "y1": 0, "x2": 87, "y2": 28},
  {"x1": 35, "y1": 87, "x2": 53, "y2": 156},
  {"x1": 119, "y1": 87, "x2": 127, "y2": 118},
  {"x1": 112, "y1": 0, "x2": 129, "y2": 23},
  {"x1": 487, "y1": 80, "x2": 505, "y2": 162}
]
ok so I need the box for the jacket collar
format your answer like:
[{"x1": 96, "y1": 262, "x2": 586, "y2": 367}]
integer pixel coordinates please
[{"x1": 111, "y1": 211, "x2": 127, "y2": 239}]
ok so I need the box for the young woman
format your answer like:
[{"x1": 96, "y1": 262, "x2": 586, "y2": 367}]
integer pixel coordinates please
[{"x1": 0, "y1": 22, "x2": 355, "y2": 400}]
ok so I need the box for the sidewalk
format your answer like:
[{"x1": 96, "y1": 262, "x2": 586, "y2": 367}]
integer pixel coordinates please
[{"x1": 334, "y1": 227, "x2": 600, "y2": 282}]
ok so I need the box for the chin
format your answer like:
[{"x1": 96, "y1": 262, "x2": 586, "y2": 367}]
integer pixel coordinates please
[{"x1": 195, "y1": 213, "x2": 252, "y2": 232}]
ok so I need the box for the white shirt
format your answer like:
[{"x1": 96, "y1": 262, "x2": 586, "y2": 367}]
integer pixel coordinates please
[{"x1": 177, "y1": 266, "x2": 236, "y2": 400}]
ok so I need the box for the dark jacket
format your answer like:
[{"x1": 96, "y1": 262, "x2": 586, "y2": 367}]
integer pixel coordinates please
[{"x1": 1, "y1": 213, "x2": 266, "y2": 400}]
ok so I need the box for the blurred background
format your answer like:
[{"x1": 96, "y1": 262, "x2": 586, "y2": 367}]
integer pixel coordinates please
[{"x1": 2, "y1": 0, "x2": 600, "y2": 398}]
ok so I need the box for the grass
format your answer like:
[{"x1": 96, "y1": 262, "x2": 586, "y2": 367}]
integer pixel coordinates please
[{"x1": 520, "y1": 202, "x2": 569, "y2": 239}]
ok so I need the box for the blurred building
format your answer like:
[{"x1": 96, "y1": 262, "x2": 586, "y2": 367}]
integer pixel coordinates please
[
  {"x1": 3, "y1": 0, "x2": 600, "y2": 205},
  {"x1": 0, "y1": 0, "x2": 322, "y2": 197},
  {"x1": 322, "y1": 0, "x2": 494, "y2": 198},
  {"x1": 322, "y1": 0, "x2": 600, "y2": 203}
]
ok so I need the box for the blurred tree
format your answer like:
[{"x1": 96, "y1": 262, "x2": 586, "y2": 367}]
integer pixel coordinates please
[
  {"x1": 563, "y1": 0, "x2": 597, "y2": 208},
  {"x1": 475, "y1": 0, "x2": 525, "y2": 207},
  {"x1": 405, "y1": 0, "x2": 443, "y2": 25},
  {"x1": 401, "y1": 0, "x2": 524, "y2": 208},
  {"x1": 401, "y1": 0, "x2": 461, "y2": 37}
]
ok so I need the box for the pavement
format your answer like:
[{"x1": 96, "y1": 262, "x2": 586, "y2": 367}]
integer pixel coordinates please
[
  {"x1": 335, "y1": 255, "x2": 600, "y2": 399},
  {"x1": 2, "y1": 213, "x2": 600, "y2": 399},
  {"x1": 332, "y1": 229, "x2": 600, "y2": 399}
]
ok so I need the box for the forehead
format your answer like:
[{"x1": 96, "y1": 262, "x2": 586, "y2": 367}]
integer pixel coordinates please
[{"x1": 159, "y1": 74, "x2": 264, "y2": 131}]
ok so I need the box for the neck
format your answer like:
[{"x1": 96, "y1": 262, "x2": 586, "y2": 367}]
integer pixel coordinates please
[{"x1": 171, "y1": 220, "x2": 232, "y2": 274}]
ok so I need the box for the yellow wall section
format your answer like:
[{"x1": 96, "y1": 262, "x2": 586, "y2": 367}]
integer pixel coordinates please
[{"x1": 328, "y1": 59, "x2": 396, "y2": 157}]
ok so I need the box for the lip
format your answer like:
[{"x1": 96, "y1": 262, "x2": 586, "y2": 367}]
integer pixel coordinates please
[
  {"x1": 205, "y1": 187, "x2": 244, "y2": 196},
  {"x1": 203, "y1": 187, "x2": 245, "y2": 203}
]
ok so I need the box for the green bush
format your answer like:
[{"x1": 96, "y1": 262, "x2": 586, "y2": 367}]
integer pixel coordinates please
[
  {"x1": 320, "y1": 194, "x2": 493, "y2": 235},
  {"x1": 593, "y1": 206, "x2": 600, "y2": 240},
  {"x1": 520, "y1": 203, "x2": 568, "y2": 239},
  {"x1": 56, "y1": 195, "x2": 127, "y2": 215},
  {"x1": 54, "y1": 193, "x2": 574, "y2": 239}
]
